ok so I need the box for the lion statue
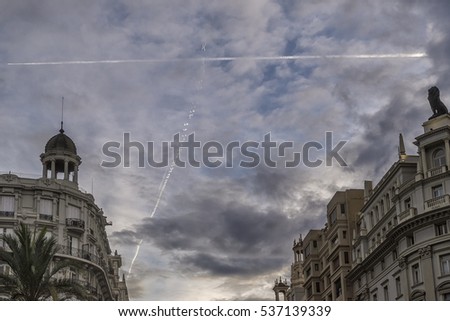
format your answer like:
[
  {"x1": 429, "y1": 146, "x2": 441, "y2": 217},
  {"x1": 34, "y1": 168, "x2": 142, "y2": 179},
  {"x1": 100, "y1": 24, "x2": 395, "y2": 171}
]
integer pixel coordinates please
[{"x1": 428, "y1": 86, "x2": 448, "y2": 120}]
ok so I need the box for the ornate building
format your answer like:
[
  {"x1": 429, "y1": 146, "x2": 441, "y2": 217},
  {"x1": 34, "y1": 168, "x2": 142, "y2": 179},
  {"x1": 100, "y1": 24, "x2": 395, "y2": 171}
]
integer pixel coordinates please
[
  {"x1": 0, "y1": 124, "x2": 128, "y2": 300},
  {"x1": 274, "y1": 190, "x2": 364, "y2": 300},
  {"x1": 276, "y1": 88, "x2": 450, "y2": 301}
]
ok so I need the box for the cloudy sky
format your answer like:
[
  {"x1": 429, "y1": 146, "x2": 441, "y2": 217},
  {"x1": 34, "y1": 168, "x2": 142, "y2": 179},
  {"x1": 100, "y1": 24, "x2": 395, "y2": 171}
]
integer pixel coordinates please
[{"x1": 1, "y1": 0, "x2": 449, "y2": 300}]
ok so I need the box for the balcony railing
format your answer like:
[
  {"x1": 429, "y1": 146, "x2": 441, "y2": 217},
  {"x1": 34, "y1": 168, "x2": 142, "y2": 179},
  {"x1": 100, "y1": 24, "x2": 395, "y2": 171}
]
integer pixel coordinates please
[
  {"x1": 427, "y1": 165, "x2": 447, "y2": 178},
  {"x1": 0, "y1": 211, "x2": 14, "y2": 218},
  {"x1": 398, "y1": 207, "x2": 417, "y2": 223},
  {"x1": 39, "y1": 213, "x2": 53, "y2": 221},
  {"x1": 57, "y1": 245, "x2": 102, "y2": 267},
  {"x1": 425, "y1": 194, "x2": 450, "y2": 211},
  {"x1": 65, "y1": 218, "x2": 85, "y2": 230}
]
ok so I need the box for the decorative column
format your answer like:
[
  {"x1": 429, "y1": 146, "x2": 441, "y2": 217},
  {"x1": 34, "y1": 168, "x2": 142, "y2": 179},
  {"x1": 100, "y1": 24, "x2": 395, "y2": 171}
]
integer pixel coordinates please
[
  {"x1": 74, "y1": 165, "x2": 78, "y2": 183},
  {"x1": 398, "y1": 256, "x2": 410, "y2": 300},
  {"x1": 419, "y1": 246, "x2": 436, "y2": 300},
  {"x1": 445, "y1": 139, "x2": 450, "y2": 170},
  {"x1": 64, "y1": 160, "x2": 69, "y2": 180},
  {"x1": 50, "y1": 159, "x2": 56, "y2": 179},
  {"x1": 42, "y1": 162, "x2": 48, "y2": 178},
  {"x1": 421, "y1": 148, "x2": 427, "y2": 177}
]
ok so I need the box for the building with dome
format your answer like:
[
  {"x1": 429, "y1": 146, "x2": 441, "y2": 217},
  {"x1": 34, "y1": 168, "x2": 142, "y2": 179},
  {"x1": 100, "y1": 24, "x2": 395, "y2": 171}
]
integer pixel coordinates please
[
  {"x1": 0, "y1": 123, "x2": 128, "y2": 300},
  {"x1": 277, "y1": 88, "x2": 450, "y2": 301}
]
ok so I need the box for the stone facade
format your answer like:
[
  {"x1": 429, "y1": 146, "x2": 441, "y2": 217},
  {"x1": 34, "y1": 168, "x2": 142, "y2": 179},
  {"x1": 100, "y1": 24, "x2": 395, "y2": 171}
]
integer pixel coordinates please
[
  {"x1": 0, "y1": 126, "x2": 128, "y2": 300},
  {"x1": 277, "y1": 114, "x2": 450, "y2": 301}
]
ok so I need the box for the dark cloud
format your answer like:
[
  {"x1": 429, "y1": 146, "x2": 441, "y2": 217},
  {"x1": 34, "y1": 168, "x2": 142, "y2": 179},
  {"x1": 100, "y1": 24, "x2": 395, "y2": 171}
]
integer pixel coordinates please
[
  {"x1": 344, "y1": 88, "x2": 427, "y2": 176},
  {"x1": 423, "y1": 0, "x2": 450, "y2": 88},
  {"x1": 111, "y1": 176, "x2": 327, "y2": 278},
  {"x1": 180, "y1": 253, "x2": 282, "y2": 276}
]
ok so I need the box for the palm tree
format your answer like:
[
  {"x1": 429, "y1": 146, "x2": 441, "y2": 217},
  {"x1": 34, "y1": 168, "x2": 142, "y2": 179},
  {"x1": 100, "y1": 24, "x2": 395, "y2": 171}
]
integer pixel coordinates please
[{"x1": 0, "y1": 222, "x2": 87, "y2": 300}]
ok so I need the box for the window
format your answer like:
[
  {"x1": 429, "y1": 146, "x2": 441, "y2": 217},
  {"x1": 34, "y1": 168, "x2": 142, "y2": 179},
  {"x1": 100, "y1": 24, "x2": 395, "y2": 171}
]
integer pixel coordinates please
[
  {"x1": 330, "y1": 208, "x2": 337, "y2": 224},
  {"x1": 304, "y1": 244, "x2": 310, "y2": 258},
  {"x1": 381, "y1": 259, "x2": 385, "y2": 270},
  {"x1": 393, "y1": 249, "x2": 398, "y2": 260},
  {"x1": 334, "y1": 278, "x2": 342, "y2": 298},
  {"x1": 305, "y1": 267, "x2": 311, "y2": 277},
  {"x1": 333, "y1": 257, "x2": 340, "y2": 270},
  {"x1": 433, "y1": 148, "x2": 446, "y2": 168},
  {"x1": 68, "y1": 236, "x2": 79, "y2": 256},
  {"x1": 412, "y1": 263, "x2": 421, "y2": 285},
  {"x1": 436, "y1": 222, "x2": 448, "y2": 236},
  {"x1": 432, "y1": 184, "x2": 444, "y2": 198},
  {"x1": 0, "y1": 196, "x2": 15, "y2": 217},
  {"x1": 372, "y1": 293, "x2": 378, "y2": 301},
  {"x1": 443, "y1": 293, "x2": 450, "y2": 301},
  {"x1": 314, "y1": 263, "x2": 319, "y2": 271},
  {"x1": 331, "y1": 234, "x2": 338, "y2": 246},
  {"x1": 315, "y1": 281, "x2": 321, "y2": 293},
  {"x1": 344, "y1": 252, "x2": 350, "y2": 264},
  {"x1": 404, "y1": 197, "x2": 411, "y2": 210},
  {"x1": 342, "y1": 230, "x2": 347, "y2": 239},
  {"x1": 384, "y1": 285, "x2": 389, "y2": 300},
  {"x1": 340, "y1": 203, "x2": 345, "y2": 215},
  {"x1": 67, "y1": 205, "x2": 81, "y2": 219},
  {"x1": 407, "y1": 234, "x2": 415, "y2": 247},
  {"x1": 312, "y1": 240, "x2": 317, "y2": 248},
  {"x1": 396, "y1": 277, "x2": 402, "y2": 297},
  {"x1": 441, "y1": 255, "x2": 450, "y2": 275},
  {"x1": 39, "y1": 199, "x2": 53, "y2": 220}
]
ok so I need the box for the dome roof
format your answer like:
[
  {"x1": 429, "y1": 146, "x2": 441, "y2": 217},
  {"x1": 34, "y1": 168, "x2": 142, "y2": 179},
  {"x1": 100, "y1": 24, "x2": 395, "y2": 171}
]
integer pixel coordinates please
[{"x1": 44, "y1": 128, "x2": 77, "y2": 154}]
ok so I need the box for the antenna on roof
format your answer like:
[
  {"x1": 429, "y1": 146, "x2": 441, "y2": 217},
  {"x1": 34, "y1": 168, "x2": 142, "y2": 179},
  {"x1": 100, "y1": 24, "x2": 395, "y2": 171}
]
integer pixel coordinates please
[{"x1": 60, "y1": 96, "x2": 65, "y2": 133}]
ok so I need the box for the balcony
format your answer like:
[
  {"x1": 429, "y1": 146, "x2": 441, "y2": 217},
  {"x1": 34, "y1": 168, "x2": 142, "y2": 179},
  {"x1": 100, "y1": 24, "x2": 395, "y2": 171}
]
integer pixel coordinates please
[
  {"x1": 425, "y1": 194, "x2": 450, "y2": 211},
  {"x1": 65, "y1": 218, "x2": 85, "y2": 232},
  {"x1": 39, "y1": 213, "x2": 53, "y2": 221},
  {"x1": 426, "y1": 165, "x2": 447, "y2": 178},
  {"x1": 57, "y1": 245, "x2": 101, "y2": 266},
  {"x1": 398, "y1": 207, "x2": 417, "y2": 223},
  {"x1": 0, "y1": 211, "x2": 14, "y2": 218}
]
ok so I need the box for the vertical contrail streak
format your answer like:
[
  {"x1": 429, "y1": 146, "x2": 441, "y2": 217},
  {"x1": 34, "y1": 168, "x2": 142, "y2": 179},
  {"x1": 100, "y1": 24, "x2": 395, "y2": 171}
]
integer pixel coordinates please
[
  {"x1": 127, "y1": 239, "x2": 143, "y2": 275},
  {"x1": 128, "y1": 44, "x2": 206, "y2": 276}
]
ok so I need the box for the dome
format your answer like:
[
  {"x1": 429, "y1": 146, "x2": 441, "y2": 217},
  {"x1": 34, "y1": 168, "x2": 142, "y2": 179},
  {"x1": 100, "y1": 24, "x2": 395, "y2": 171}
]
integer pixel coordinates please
[{"x1": 44, "y1": 128, "x2": 77, "y2": 154}]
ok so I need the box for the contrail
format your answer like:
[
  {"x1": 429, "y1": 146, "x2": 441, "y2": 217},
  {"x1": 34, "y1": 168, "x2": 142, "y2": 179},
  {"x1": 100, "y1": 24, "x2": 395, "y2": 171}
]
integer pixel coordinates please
[
  {"x1": 127, "y1": 239, "x2": 143, "y2": 275},
  {"x1": 6, "y1": 52, "x2": 427, "y2": 66},
  {"x1": 128, "y1": 46, "x2": 205, "y2": 276}
]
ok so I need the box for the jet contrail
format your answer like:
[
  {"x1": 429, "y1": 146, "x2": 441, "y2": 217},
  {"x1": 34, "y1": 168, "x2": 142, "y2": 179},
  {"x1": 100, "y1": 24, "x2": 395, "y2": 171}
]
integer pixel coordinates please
[
  {"x1": 128, "y1": 46, "x2": 205, "y2": 276},
  {"x1": 6, "y1": 52, "x2": 427, "y2": 66},
  {"x1": 127, "y1": 239, "x2": 143, "y2": 275}
]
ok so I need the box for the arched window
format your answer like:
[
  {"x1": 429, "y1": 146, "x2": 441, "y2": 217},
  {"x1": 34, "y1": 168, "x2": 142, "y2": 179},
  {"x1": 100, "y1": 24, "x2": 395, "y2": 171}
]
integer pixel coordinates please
[
  {"x1": 433, "y1": 148, "x2": 446, "y2": 168},
  {"x1": 437, "y1": 281, "x2": 450, "y2": 301},
  {"x1": 410, "y1": 289, "x2": 426, "y2": 301}
]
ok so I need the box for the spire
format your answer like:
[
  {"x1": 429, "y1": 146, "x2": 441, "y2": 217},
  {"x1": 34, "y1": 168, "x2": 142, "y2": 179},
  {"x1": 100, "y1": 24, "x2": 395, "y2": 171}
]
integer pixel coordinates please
[
  {"x1": 60, "y1": 96, "x2": 64, "y2": 133},
  {"x1": 398, "y1": 133, "x2": 406, "y2": 160}
]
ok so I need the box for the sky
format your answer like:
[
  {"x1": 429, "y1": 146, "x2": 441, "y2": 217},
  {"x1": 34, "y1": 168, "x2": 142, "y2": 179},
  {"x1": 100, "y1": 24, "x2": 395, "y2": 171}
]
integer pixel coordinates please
[{"x1": 0, "y1": 0, "x2": 449, "y2": 300}]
